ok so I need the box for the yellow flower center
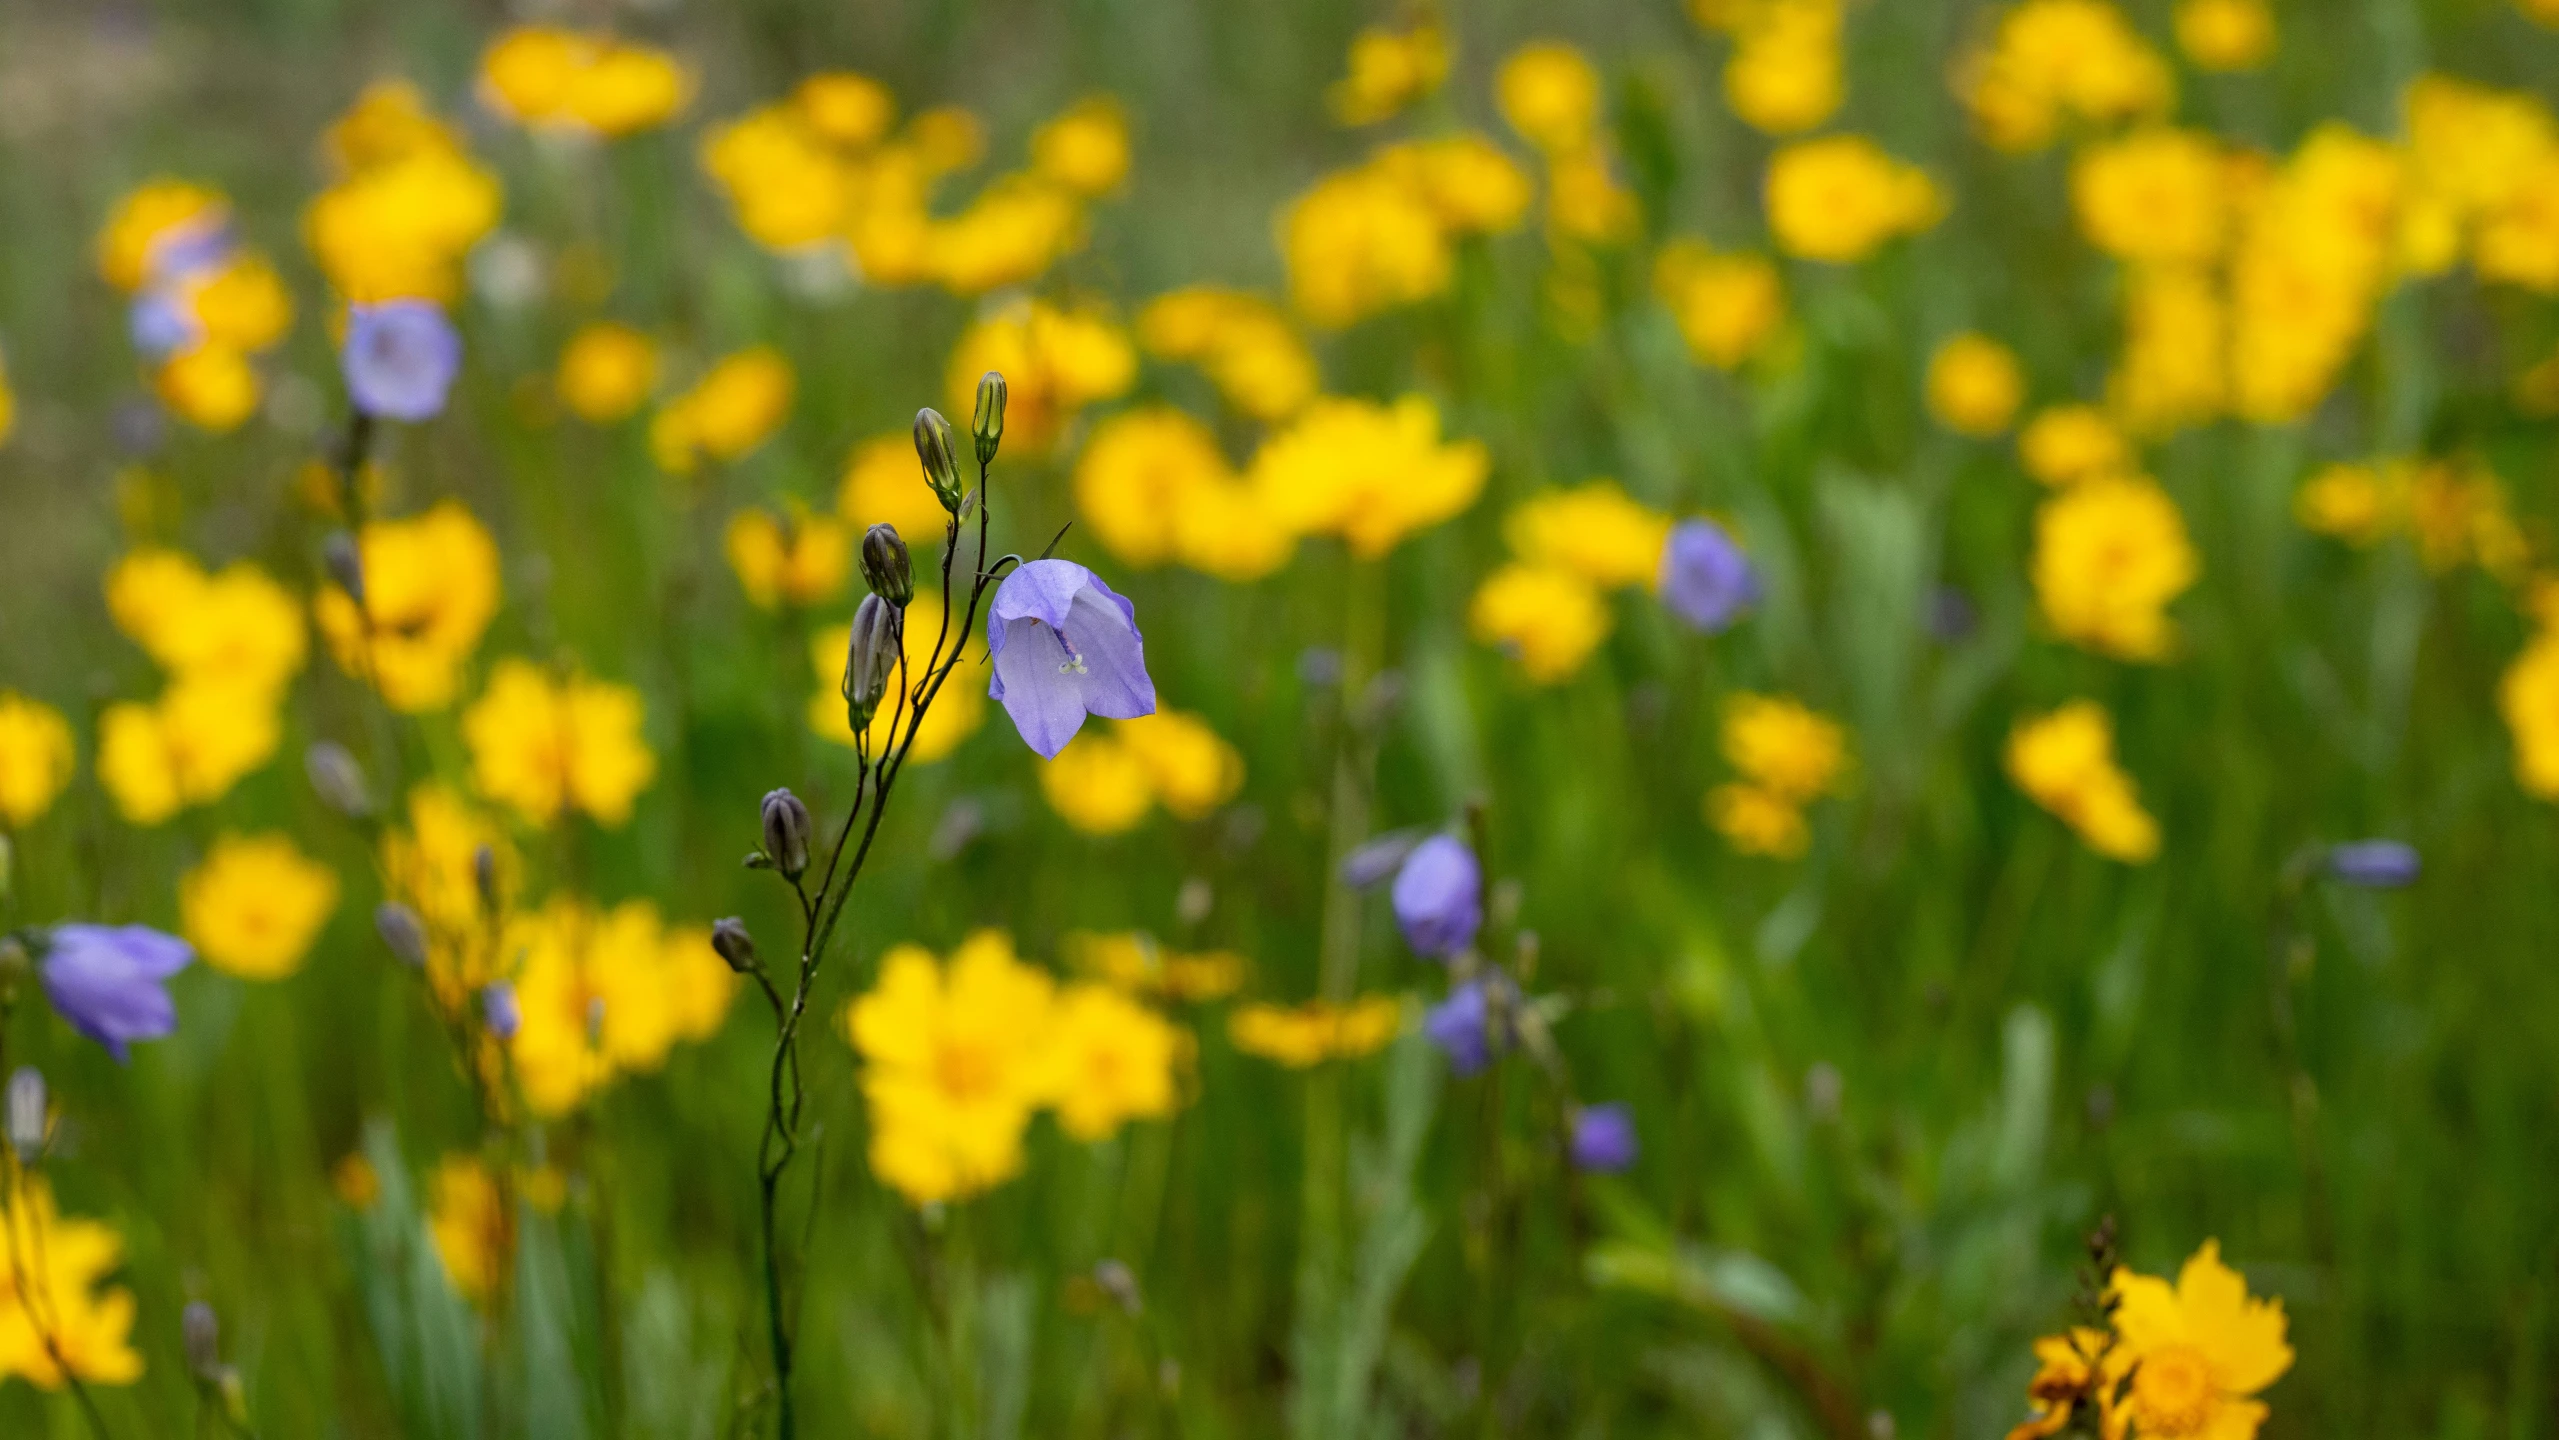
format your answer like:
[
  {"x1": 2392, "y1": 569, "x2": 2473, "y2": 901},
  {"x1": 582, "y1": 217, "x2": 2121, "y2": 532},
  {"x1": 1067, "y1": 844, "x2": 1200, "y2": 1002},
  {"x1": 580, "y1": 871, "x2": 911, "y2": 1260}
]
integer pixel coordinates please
[
  {"x1": 934, "y1": 1040, "x2": 1001, "y2": 1102},
  {"x1": 2131, "y1": 1344, "x2": 2218, "y2": 1436}
]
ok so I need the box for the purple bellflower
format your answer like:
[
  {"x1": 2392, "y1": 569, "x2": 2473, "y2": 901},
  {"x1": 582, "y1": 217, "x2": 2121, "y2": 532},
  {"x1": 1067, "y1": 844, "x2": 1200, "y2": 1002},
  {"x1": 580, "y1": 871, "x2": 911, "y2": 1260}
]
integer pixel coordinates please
[
  {"x1": 1423, "y1": 982, "x2": 1493, "y2": 1076},
  {"x1": 41, "y1": 925, "x2": 193, "y2": 1063},
  {"x1": 2328, "y1": 840, "x2": 2420, "y2": 889},
  {"x1": 1392, "y1": 834, "x2": 1482, "y2": 959},
  {"x1": 1659, "y1": 518, "x2": 1759, "y2": 633},
  {"x1": 343, "y1": 300, "x2": 462, "y2": 422},
  {"x1": 986, "y1": 558, "x2": 1156, "y2": 758},
  {"x1": 1569, "y1": 1102, "x2": 1639, "y2": 1173},
  {"x1": 482, "y1": 982, "x2": 521, "y2": 1042}
]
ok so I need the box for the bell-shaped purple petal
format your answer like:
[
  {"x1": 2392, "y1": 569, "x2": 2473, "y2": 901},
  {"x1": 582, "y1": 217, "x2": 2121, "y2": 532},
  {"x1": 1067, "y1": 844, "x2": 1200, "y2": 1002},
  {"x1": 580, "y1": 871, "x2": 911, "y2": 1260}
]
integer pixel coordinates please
[
  {"x1": 1569, "y1": 1102, "x2": 1639, "y2": 1173},
  {"x1": 482, "y1": 982, "x2": 521, "y2": 1042},
  {"x1": 1659, "y1": 519, "x2": 1759, "y2": 634},
  {"x1": 343, "y1": 300, "x2": 462, "y2": 422},
  {"x1": 1423, "y1": 981, "x2": 1494, "y2": 1076},
  {"x1": 1392, "y1": 834, "x2": 1481, "y2": 959},
  {"x1": 145, "y1": 220, "x2": 233, "y2": 289},
  {"x1": 42, "y1": 924, "x2": 193, "y2": 1064},
  {"x1": 987, "y1": 558, "x2": 1156, "y2": 758}
]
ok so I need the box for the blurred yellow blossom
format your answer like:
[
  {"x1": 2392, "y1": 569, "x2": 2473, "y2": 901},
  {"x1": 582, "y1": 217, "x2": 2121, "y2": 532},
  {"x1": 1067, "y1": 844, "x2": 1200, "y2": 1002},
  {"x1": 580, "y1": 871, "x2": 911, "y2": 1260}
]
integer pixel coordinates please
[
  {"x1": 1654, "y1": 241, "x2": 1786, "y2": 369},
  {"x1": 1075, "y1": 406, "x2": 1233, "y2": 567},
  {"x1": 381, "y1": 784, "x2": 520, "y2": 1008},
  {"x1": 1506, "y1": 481, "x2": 1674, "y2": 590},
  {"x1": 2174, "y1": 0, "x2": 2275, "y2": 71},
  {"x1": 556, "y1": 323, "x2": 656, "y2": 422},
  {"x1": 1330, "y1": 23, "x2": 1449, "y2": 126},
  {"x1": 2072, "y1": 128, "x2": 2229, "y2": 266},
  {"x1": 1072, "y1": 932, "x2": 1247, "y2": 1003},
  {"x1": 153, "y1": 344, "x2": 261, "y2": 433},
  {"x1": 2500, "y1": 630, "x2": 2559, "y2": 799},
  {"x1": 2007, "y1": 700, "x2": 2159, "y2": 861},
  {"x1": 701, "y1": 103, "x2": 852, "y2": 251},
  {"x1": 1046, "y1": 983, "x2": 1188, "y2": 1141},
  {"x1": 0, "y1": 346, "x2": 14, "y2": 449},
  {"x1": 305, "y1": 83, "x2": 501, "y2": 303},
  {"x1": 181, "y1": 832, "x2": 340, "y2": 980},
  {"x1": 945, "y1": 301, "x2": 1135, "y2": 451},
  {"x1": 0, "y1": 694, "x2": 74, "y2": 829},
  {"x1": 807, "y1": 591, "x2": 984, "y2": 762},
  {"x1": 478, "y1": 27, "x2": 692, "y2": 137},
  {"x1": 1248, "y1": 395, "x2": 1487, "y2": 557},
  {"x1": 1280, "y1": 164, "x2": 1452, "y2": 329},
  {"x1": 1229, "y1": 996, "x2": 1403, "y2": 1068},
  {"x1": 1927, "y1": 333, "x2": 2026, "y2": 437},
  {"x1": 2018, "y1": 404, "x2": 2132, "y2": 486},
  {"x1": 2293, "y1": 462, "x2": 2399, "y2": 546},
  {"x1": 0, "y1": 1176, "x2": 145, "y2": 1390},
  {"x1": 1724, "y1": 693, "x2": 1849, "y2": 802},
  {"x1": 1040, "y1": 729, "x2": 1156, "y2": 835},
  {"x1": 2229, "y1": 125, "x2": 2402, "y2": 422},
  {"x1": 1708, "y1": 782, "x2": 1811, "y2": 858},
  {"x1": 653, "y1": 346, "x2": 794, "y2": 474},
  {"x1": 838, "y1": 433, "x2": 953, "y2": 541},
  {"x1": 462, "y1": 660, "x2": 656, "y2": 828},
  {"x1": 928, "y1": 176, "x2": 1089, "y2": 295},
  {"x1": 1471, "y1": 564, "x2": 1613, "y2": 684},
  {"x1": 1713, "y1": 0, "x2": 1847, "y2": 135},
  {"x1": 314, "y1": 502, "x2": 502, "y2": 713},
  {"x1": 2032, "y1": 475, "x2": 2198, "y2": 661},
  {"x1": 796, "y1": 72, "x2": 896, "y2": 147},
  {"x1": 508, "y1": 899, "x2": 734, "y2": 1115},
  {"x1": 95, "y1": 178, "x2": 228, "y2": 293},
  {"x1": 1498, "y1": 42, "x2": 1603, "y2": 156},
  {"x1": 103, "y1": 550, "x2": 306, "y2": 697},
  {"x1": 2112, "y1": 265, "x2": 2228, "y2": 435},
  {"x1": 1042, "y1": 711, "x2": 1244, "y2": 832},
  {"x1": 1766, "y1": 135, "x2": 1944, "y2": 263},
  {"x1": 842, "y1": 931, "x2": 1058, "y2": 1205},
  {"x1": 97, "y1": 681, "x2": 280, "y2": 826},
  {"x1": 1171, "y1": 478, "x2": 1299, "y2": 583},
  {"x1": 2106, "y1": 1241, "x2": 2294, "y2": 1437},
  {"x1": 427, "y1": 1156, "x2": 509, "y2": 1304},
  {"x1": 1137, "y1": 286, "x2": 1320, "y2": 422},
  {"x1": 1031, "y1": 96, "x2": 1130, "y2": 197},
  {"x1": 725, "y1": 506, "x2": 851, "y2": 611},
  {"x1": 1957, "y1": 0, "x2": 2174, "y2": 153},
  {"x1": 1377, "y1": 135, "x2": 1536, "y2": 237}
]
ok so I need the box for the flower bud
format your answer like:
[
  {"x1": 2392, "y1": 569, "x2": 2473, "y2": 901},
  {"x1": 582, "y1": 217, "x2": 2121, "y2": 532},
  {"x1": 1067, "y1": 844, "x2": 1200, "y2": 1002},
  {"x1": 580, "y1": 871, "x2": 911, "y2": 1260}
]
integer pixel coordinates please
[
  {"x1": 6, "y1": 1067, "x2": 45, "y2": 1163},
  {"x1": 323, "y1": 531, "x2": 366, "y2": 606},
  {"x1": 914, "y1": 408, "x2": 964, "y2": 512},
  {"x1": 473, "y1": 844, "x2": 500, "y2": 913},
  {"x1": 972, "y1": 371, "x2": 1007, "y2": 467},
  {"x1": 305, "y1": 741, "x2": 372, "y2": 818},
  {"x1": 482, "y1": 982, "x2": 520, "y2": 1042},
  {"x1": 862, "y1": 524, "x2": 913, "y2": 608},
  {"x1": 843, "y1": 594, "x2": 900, "y2": 731},
  {"x1": 0, "y1": 936, "x2": 26, "y2": 987},
  {"x1": 2327, "y1": 839, "x2": 2419, "y2": 889},
  {"x1": 374, "y1": 902, "x2": 428, "y2": 967},
  {"x1": 182, "y1": 1300, "x2": 222, "y2": 1381},
  {"x1": 761, "y1": 788, "x2": 812, "y2": 879},
  {"x1": 712, "y1": 917, "x2": 758, "y2": 973}
]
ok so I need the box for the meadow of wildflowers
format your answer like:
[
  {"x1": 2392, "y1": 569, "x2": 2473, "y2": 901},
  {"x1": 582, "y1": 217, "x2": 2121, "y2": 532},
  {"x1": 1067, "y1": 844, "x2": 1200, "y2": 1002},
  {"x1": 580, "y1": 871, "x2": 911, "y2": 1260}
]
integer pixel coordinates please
[{"x1": 1, "y1": 0, "x2": 2557, "y2": 1433}]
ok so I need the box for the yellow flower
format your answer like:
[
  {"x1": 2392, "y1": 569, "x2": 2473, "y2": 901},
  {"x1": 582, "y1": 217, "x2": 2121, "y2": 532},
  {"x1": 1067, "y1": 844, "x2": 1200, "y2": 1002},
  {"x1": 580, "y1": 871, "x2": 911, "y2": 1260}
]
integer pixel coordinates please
[
  {"x1": 2499, "y1": 630, "x2": 2559, "y2": 799},
  {"x1": 1031, "y1": 96, "x2": 1130, "y2": 197},
  {"x1": 2174, "y1": 0, "x2": 2275, "y2": 72},
  {"x1": 155, "y1": 345, "x2": 261, "y2": 433},
  {"x1": 2072, "y1": 128, "x2": 2229, "y2": 266},
  {"x1": 927, "y1": 177, "x2": 1089, "y2": 296},
  {"x1": 380, "y1": 784, "x2": 519, "y2": 1007},
  {"x1": 2111, "y1": 266, "x2": 2227, "y2": 436},
  {"x1": 1956, "y1": 0, "x2": 2174, "y2": 153},
  {"x1": 1374, "y1": 135, "x2": 1536, "y2": 237},
  {"x1": 1720, "y1": 0, "x2": 1846, "y2": 136},
  {"x1": 2005, "y1": 1330, "x2": 2117, "y2": 1440},
  {"x1": 186, "y1": 253, "x2": 295, "y2": 353},
  {"x1": 96, "y1": 681, "x2": 281, "y2": 826},
  {"x1": 1767, "y1": 135, "x2": 1943, "y2": 263},
  {"x1": 0, "y1": 346, "x2": 14, "y2": 449},
  {"x1": 1071, "y1": 932, "x2": 1247, "y2": 1003},
  {"x1": 1116, "y1": 711, "x2": 1245, "y2": 820},
  {"x1": 653, "y1": 346, "x2": 794, "y2": 474},
  {"x1": 478, "y1": 27, "x2": 691, "y2": 137},
  {"x1": 180, "y1": 833, "x2": 341, "y2": 980},
  {"x1": 2228, "y1": 125, "x2": 2402, "y2": 422},
  {"x1": 2019, "y1": 404, "x2": 2133, "y2": 486},
  {"x1": 313, "y1": 502, "x2": 502, "y2": 713},
  {"x1": 96, "y1": 178, "x2": 229, "y2": 292},
  {"x1": 1330, "y1": 23, "x2": 1449, "y2": 127},
  {"x1": 1708, "y1": 782, "x2": 1810, "y2": 858},
  {"x1": 0, "y1": 1176, "x2": 144, "y2": 1390},
  {"x1": 0, "y1": 694, "x2": 76, "y2": 829},
  {"x1": 1498, "y1": 41, "x2": 1603, "y2": 155},
  {"x1": 701, "y1": 104, "x2": 852, "y2": 251},
  {"x1": 2006, "y1": 701, "x2": 2159, "y2": 862},
  {"x1": 1040, "y1": 730, "x2": 1156, "y2": 835},
  {"x1": 462, "y1": 659, "x2": 656, "y2": 828},
  {"x1": 104, "y1": 550, "x2": 306, "y2": 696},
  {"x1": 2106, "y1": 1241, "x2": 2293, "y2": 1440},
  {"x1": 807, "y1": 591, "x2": 985, "y2": 762},
  {"x1": 1723, "y1": 693, "x2": 1848, "y2": 801},
  {"x1": 796, "y1": 72, "x2": 897, "y2": 147},
  {"x1": 508, "y1": 899, "x2": 734, "y2": 1115},
  {"x1": 1543, "y1": 147, "x2": 1642, "y2": 246},
  {"x1": 427, "y1": 1156, "x2": 509, "y2": 1304},
  {"x1": 1927, "y1": 333, "x2": 2027, "y2": 437},
  {"x1": 1074, "y1": 406, "x2": 1232, "y2": 567},
  {"x1": 1653, "y1": 240, "x2": 1786, "y2": 369},
  {"x1": 842, "y1": 931, "x2": 1058, "y2": 1205},
  {"x1": 1505, "y1": 481, "x2": 1674, "y2": 590},
  {"x1": 1136, "y1": 287, "x2": 1319, "y2": 422},
  {"x1": 1228, "y1": 996, "x2": 1403, "y2": 1068},
  {"x1": 303, "y1": 108, "x2": 502, "y2": 303},
  {"x1": 2032, "y1": 475, "x2": 2199, "y2": 661},
  {"x1": 323, "y1": 81, "x2": 464, "y2": 173},
  {"x1": 1471, "y1": 564, "x2": 1613, "y2": 684},
  {"x1": 725, "y1": 506, "x2": 851, "y2": 611},
  {"x1": 944, "y1": 301, "x2": 1135, "y2": 451},
  {"x1": 838, "y1": 432, "x2": 953, "y2": 542},
  {"x1": 2293, "y1": 462, "x2": 2400, "y2": 545},
  {"x1": 1247, "y1": 395, "x2": 1488, "y2": 558},
  {"x1": 1045, "y1": 983, "x2": 1186, "y2": 1141},
  {"x1": 1279, "y1": 165, "x2": 1452, "y2": 329},
  {"x1": 556, "y1": 322, "x2": 657, "y2": 422},
  {"x1": 1169, "y1": 476, "x2": 1299, "y2": 582},
  {"x1": 2404, "y1": 458, "x2": 2524, "y2": 578}
]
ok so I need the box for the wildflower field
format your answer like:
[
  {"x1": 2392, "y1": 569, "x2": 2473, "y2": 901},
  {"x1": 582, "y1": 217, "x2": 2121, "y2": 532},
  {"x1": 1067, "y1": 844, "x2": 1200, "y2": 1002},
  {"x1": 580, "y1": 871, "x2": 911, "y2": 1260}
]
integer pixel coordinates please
[{"x1": 4, "y1": 0, "x2": 2559, "y2": 1432}]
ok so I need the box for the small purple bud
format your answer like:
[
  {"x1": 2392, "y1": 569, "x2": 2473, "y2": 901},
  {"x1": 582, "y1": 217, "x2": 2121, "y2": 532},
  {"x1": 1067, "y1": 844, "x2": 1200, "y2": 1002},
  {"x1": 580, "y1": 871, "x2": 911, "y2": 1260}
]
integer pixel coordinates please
[
  {"x1": 2327, "y1": 840, "x2": 2419, "y2": 889},
  {"x1": 1391, "y1": 834, "x2": 1482, "y2": 959},
  {"x1": 711, "y1": 917, "x2": 758, "y2": 973},
  {"x1": 182, "y1": 1301, "x2": 222, "y2": 1380},
  {"x1": 1658, "y1": 518, "x2": 1759, "y2": 634},
  {"x1": 1341, "y1": 829, "x2": 1425, "y2": 890},
  {"x1": 1569, "y1": 1103, "x2": 1639, "y2": 1173},
  {"x1": 305, "y1": 740, "x2": 372, "y2": 818},
  {"x1": 342, "y1": 300, "x2": 462, "y2": 422},
  {"x1": 1423, "y1": 982, "x2": 1494, "y2": 1076},
  {"x1": 761, "y1": 789, "x2": 812, "y2": 879},
  {"x1": 374, "y1": 902, "x2": 428, "y2": 967},
  {"x1": 1927, "y1": 586, "x2": 1978, "y2": 643},
  {"x1": 482, "y1": 982, "x2": 519, "y2": 1042}
]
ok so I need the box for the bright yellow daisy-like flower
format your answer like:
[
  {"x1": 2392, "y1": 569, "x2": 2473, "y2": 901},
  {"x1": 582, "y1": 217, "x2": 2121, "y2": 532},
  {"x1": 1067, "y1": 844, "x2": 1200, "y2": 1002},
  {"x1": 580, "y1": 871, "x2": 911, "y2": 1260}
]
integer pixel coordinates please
[
  {"x1": 180, "y1": 832, "x2": 341, "y2": 981},
  {"x1": 1710, "y1": 0, "x2": 1847, "y2": 137},
  {"x1": 1074, "y1": 406, "x2": 1234, "y2": 569},
  {"x1": 1470, "y1": 564, "x2": 1613, "y2": 685},
  {"x1": 2106, "y1": 1241, "x2": 2293, "y2": 1440},
  {"x1": 2071, "y1": 128, "x2": 2230, "y2": 267},
  {"x1": 95, "y1": 177, "x2": 229, "y2": 293},
  {"x1": 2018, "y1": 404, "x2": 2133, "y2": 487},
  {"x1": 426, "y1": 1155, "x2": 509, "y2": 1305},
  {"x1": 380, "y1": 783, "x2": 520, "y2": 1008},
  {"x1": 652, "y1": 346, "x2": 794, "y2": 474},
  {"x1": 1927, "y1": 332, "x2": 2027, "y2": 438},
  {"x1": 103, "y1": 550, "x2": 306, "y2": 697},
  {"x1": 1044, "y1": 983, "x2": 1188, "y2": 1142},
  {"x1": 1138, "y1": 286, "x2": 1320, "y2": 423},
  {"x1": 96, "y1": 681, "x2": 281, "y2": 827},
  {"x1": 0, "y1": 1176, "x2": 145, "y2": 1391},
  {"x1": 506, "y1": 898, "x2": 735, "y2": 1116},
  {"x1": 556, "y1": 322, "x2": 657, "y2": 423},
  {"x1": 462, "y1": 660, "x2": 657, "y2": 828},
  {"x1": 1497, "y1": 41, "x2": 1604, "y2": 156},
  {"x1": 944, "y1": 300, "x2": 1136, "y2": 452},
  {"x1": 303, "y1": 82, "x2": 502, "y2": 303},
  {"x1": 1329, "y1": 22, "x2": 1449, "y2": 127},
  {"x1": 1228, "y1": 996, "x2": 1404, "y2": 1068},
  {"x1": 1040, "y1": 729, "x2": 1158, "y2": 836},
  {"x1": 842, "y1": 931, "x2": 1060, "y2": 1206},
  {"x1": 838, "y1": 432, "x2": 953, "y2": 543},
  {"x1": 725, "y1": 505, "x2": 851, "y2": 612},
  {"x1": 1040, "y1": 711, "x2": 1245, "y2": 833},
  {"x1": 2031, "y1": 475, "x2": 2199, "y2": 661},
  {"x1": 1766, "y1": 135, "x2": 1944, "y2": 263},
  {"x1": 478, "y1": 26, "x2": 693, "y2": 138},
  {"x1": 313, "y1": 501, "x2": 503, "y2": 714},
  {"x1": 0, "y1": 693, "x2": 76, "y2": 829},
  {"x1": 806, "y1": 590, "x2": 985, "y2": 763},
  {"x1": 2005, "y1": 700, "x2": 2159, "y2": 862},
  {"x1": 1956, "y1": 0, "x2": 2174, "y2": 154},
  {"x1": 1373, "y1": 135, "x2": 1536, "y2": 238},
  {"x1": 1723, "y1": 693, "x2": 1848, "y2": 802},
  {"x1": 1504, "y1": 481, "x2": 1675, "y2": 591},
  {"x1": 1279, "y1": 164, "x2": 1452, "y2": 331},
  {"x1": 1030, "y1": 95, "x2": 1130, "y2": 198},
  {"x1": 1654, "y1": 240, "x2": 1787, "y2": 370},
  {"x1": 1071, "y1": 932, "x2": 1247, "y2": 1004},
  {"x1": 2174, "y1": 0, "x2": 2276, "y2": 72},
  {"x1": 2498, "y1": 629, "x2": 2559, "y2": 800},
  {"x1": 1247, "y1": 395, "x2": 1488, "y2": 558}
]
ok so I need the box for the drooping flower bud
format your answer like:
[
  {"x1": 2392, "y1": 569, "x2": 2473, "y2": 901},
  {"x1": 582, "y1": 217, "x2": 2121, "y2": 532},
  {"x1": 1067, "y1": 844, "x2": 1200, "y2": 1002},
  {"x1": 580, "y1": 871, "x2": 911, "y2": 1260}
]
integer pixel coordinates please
[
  {"x1": 862, "y1": 524, "x2": 913, "y2": 607},
  {"x1": 323, "y1": 530, "x2": 366, "y2": 607},
  {"x1": 914, "y1": 408, "x2": 964, "y2": 512},
  {"x1": 761, "y1": 788, "x2": 812, "y2": 879},
  {"x1": 843, "y1": 593, "x2": 900, "y2": 731},
  {"x1": 472, "y1": 844, "x2": 500, "y2": 912},
  {"x1": 182, "y1": 1301, "x2": 223, "y2": 1381},
  {"x1": 2327, "y1": 839, "x2": 2419, "y2": 889},
  {"x1": 972, "y1": 371, "x2": 1007, "y2": 467},
  {"x1": 305, "y1": 741, "x2": 372, "y2": 818},
  {"x1": 711, "y1": 917, "x2": 758, "y2": 973},
  {"x1": 374, "y1": 902, "x2": 427, "y2": 968},
  {"x1": 482, "y1": 982, "x2": 519, "y2": 1041},
  {"x1": 6, "y1": 1067, "x2": 45, "y2": 1163}
]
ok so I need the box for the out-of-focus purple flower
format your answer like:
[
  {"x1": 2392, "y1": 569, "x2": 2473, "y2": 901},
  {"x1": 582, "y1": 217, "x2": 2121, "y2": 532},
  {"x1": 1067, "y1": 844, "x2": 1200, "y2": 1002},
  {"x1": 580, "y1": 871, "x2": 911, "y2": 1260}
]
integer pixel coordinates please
[
  {"x1": 986, "y1": 558, "x2": 1156, "y2": 758},
  {"x1": 144, "y1": 220, "x2": 232, "y2": 288},
  {"x1": 41, "y1": 924, "x2": 193, "y2": 1063},
  {"x1": 482, "y1": 982, "x2": 520, "y2": 1041},
  {"x1": 1392, "y1": 834, "x2": 1481, "y2": 958},
  {"x1": 129, "y1": 292, "x2": 200, "y2": 358},
  {"x1": 342, "y1": 300, "x2": 462, "y2": 422},
  {"x1": 1341, "y1": 828, "x2": 1424, "y2": 890},
  {"x1": 2328, "y1": 840, "x2": 2419, "y2": 889},
  {"x1": 1423, "y1": 982, "x2": 1493, "y2": 1076},
  {"x1": 1569, "y1": 1103, "x2": 1639, "y2": 1173},
  {"x1": 1658, "y1": 518, "x2": 1759, "y2": 633}
]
